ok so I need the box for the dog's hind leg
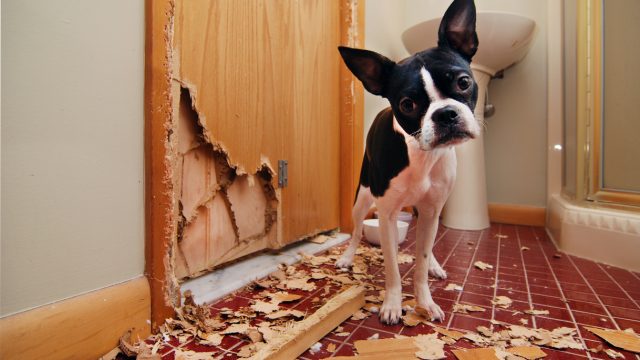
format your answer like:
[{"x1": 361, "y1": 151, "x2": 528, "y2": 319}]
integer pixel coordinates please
[
  {"x1": 429, "y1": 253, "x2": 447, "y2": 280},
  {"x1": 336, "y1": 186, "x2": 374, "y2": 268}
]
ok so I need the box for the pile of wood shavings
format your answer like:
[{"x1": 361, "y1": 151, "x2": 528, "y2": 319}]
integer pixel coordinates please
[{"x1": 111, "y1": 242, "x2": 407, "y2": 359}]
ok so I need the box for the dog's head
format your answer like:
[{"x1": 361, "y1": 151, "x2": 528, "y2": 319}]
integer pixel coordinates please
[{"x1": 339, "y1": 0, "x2": 480, "y2": 151}]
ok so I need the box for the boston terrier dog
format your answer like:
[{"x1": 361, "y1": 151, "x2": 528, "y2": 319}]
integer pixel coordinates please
[{"x1": 336, "y1": 0, "x2": 480, "y2": 324}]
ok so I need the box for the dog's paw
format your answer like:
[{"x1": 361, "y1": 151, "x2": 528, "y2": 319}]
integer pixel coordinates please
[
  {"x1": 421, "y1": 301, "x2": 445, "y2": 322},
  {"x1": 335, "y1": 254, "x2": 354, "y2": 269},
  {"x1": 428, "y1": 265, "x2": 447, "y2": 280},
  {"x1": 379, "y1": 296, "x2": 403, "y2": 325}
]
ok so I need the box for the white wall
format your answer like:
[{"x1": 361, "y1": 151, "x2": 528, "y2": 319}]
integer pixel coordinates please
[
  {"x1": 1, "y1": 0, "x2": 145, "y2": 316},
  {"x1": 364, "y1": 0, "x2": 548, "y2": 207},
  {"x1": 364, "y1": 0, "x2": 409, "y2": 147}
]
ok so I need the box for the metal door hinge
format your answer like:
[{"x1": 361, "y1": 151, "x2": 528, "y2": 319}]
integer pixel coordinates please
[{"x1": 278, "y1": 160, "x2": 288, "y2": 188}]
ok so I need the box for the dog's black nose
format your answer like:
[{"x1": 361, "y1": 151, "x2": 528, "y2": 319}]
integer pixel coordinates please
[{"x1": 433, "y1": 106, "x2": 459, "y2": 125}]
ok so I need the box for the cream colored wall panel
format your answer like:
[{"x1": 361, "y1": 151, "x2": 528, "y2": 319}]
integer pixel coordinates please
[{"x1": 1, "y1": 0, "x2": 145, "y2": 316}]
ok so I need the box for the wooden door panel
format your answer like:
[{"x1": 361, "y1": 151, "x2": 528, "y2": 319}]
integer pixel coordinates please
[{"x1": 172, "y1": 0, "x2": 340, "y2": 277}]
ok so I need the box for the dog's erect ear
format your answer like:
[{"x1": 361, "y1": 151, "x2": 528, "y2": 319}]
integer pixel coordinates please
[
  {"x1": 338, "y1": 46, "x2": 395, "y2": 96},
  {"x1": 438, "y1": 0, "x2": 478, "y2": 61}
]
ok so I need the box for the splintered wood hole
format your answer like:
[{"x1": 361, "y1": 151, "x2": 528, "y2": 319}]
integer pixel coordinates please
[{"x1": 174, "y1": 86, "x2": 277, "y2": 280}]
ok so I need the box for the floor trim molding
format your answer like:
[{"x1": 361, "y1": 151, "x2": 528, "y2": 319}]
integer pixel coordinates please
[
  {"x1": 547, "y1": 194, "x2": 640, "y2": 272},
  {"x1": 488, "y1": 203, "x2": 546, "y2": 227},
  {"x1": 0, "y1": 276, "x2": 150, "y2": 360}
]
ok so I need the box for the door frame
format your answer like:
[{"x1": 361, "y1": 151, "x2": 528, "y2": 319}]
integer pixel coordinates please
[{"x1": 144, "y1": 0, "x2": 364, "y2": 329}]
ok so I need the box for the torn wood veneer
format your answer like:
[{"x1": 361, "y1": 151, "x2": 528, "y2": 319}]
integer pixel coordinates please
[{"x1": 173, "y1": 86, "x2": 279, "y2": 280}]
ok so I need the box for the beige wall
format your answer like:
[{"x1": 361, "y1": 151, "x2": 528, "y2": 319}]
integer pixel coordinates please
[
  {"x1": 364, "y1": 0, "x2": 409, "y2": 147},
  {"x1": 364, "y1": 0, "x2": 548, "y2": 207},
  {"x1": 1, "y1": 0, "x2": 145, "y2": 316}
]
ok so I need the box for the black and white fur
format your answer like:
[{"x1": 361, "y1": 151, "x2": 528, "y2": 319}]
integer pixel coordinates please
[{"x1": 336, "y1": 0, "x2": 480, "y2": 324}]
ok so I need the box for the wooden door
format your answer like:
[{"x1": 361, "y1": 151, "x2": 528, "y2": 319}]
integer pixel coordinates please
[
  {"x1": 171, "y1": 0, "x2": 343, "y2": 278},
  {"x1": 145, "y1": 0, "x2": 363, "y2": 327}
]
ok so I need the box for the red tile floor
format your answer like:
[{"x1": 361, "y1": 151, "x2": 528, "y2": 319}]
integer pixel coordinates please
[{"x1": 151, "y1": 222, "x2": 640, "y2": 360}]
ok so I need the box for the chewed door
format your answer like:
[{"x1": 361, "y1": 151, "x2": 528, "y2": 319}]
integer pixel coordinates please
[{"x1": 171, "y1": 0, "x2": 341, "y2": 279}]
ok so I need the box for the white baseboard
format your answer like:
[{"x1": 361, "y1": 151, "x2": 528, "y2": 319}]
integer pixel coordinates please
[{"x1": 547, "y1": 194, "x2": 640, "y2": 272}]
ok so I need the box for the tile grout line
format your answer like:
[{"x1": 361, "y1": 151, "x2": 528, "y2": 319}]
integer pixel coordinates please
[
  {"x1": 330, "y1": 314, "x2": 367, "y2": 357},
  {"x1": 564, "y1": 255, "x2": 621, "y2": 331},
  {"x1": 515, "y1": 225, "x2": 538, "y2": 329},
  {"x1": 596, "y1": 263, "x2": 640, "y2": 310},
  {"x1": 489, "y1": 224, "x2": 503, "y2": 327},
  {"x1": 446, "y1": 228, "x2": 486, "y2": 329},
  {"x1": 528, "y1": 226, "x2": 593, "y2": 360}
]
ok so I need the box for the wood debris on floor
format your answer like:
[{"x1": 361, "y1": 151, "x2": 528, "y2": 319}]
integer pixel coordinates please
[
  {"x1": 108, "y1": 223, "x2": 640, "y2": 360},
  {"x1": 474, "y1": 261, "x2": 494, "y2": 271},
  {"x1": 585, "y1": 327, "x2": 640, "y2": 354}
]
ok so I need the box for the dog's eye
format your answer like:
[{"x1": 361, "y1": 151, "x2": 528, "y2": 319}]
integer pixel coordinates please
[
  {"x1": 399, "y1": 97, "x2": 417, "y2": 114},
  {"x1": 457, "y1": 75, "x2": 472, "y2": 91}
]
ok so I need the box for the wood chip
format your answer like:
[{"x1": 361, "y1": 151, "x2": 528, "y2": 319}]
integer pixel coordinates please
[
  {"x1": 310, "y1": 234, "x2": 330, "y2": 244},
  {"x1": 604, "y1": 349, "x2": 625, "y2": 358},
  {"x1": 474, "y1": 261, "x2": 494, "y2": 270},
  {"x1": 495, "y1": 234, "x2": 509, "y2": 239},
  {"x1": 175, "y1": 349, "x2": 219, "y2": 360},
  {"x1": 414, "y1": 333, "x2": 446, "y2": 360},
  {"x1": 251, "y1": 300, "x2": 280, "y2": 314},
  {"x1": 585, "y1": 326, "x2": 640, "y2": 353},
  {"x1": 453, "y1": 303, "x2": 486, "y2": 314},
  {"x1": 221, "y1": 323, "x2": 249, "y2": 335},
  {"x1": 477, "y1": 326, "x2": 494, "y2": 337},
  {"x1": 524, "y1": 309, "x2": 549, "y2": 316},
  {"x1": 491, "y1": 296, "x2": 513, "y2": 309},
  {"x1": 403, "y1": 311, "x2": 429, "y2": 327},
  {"x1": 198, "y1": 332, "x2": 223, "y2": 346},
  {"x1": 351, "y1": 310, "x2": 368, "y2": 321},
  {"x1": 445, "y1": 283, "x2": 464, "y2": 291},
  {"x1": 433, "y1": 327, "x2": 465, "y2": 341},
  {"x1": 506, "y1": 346, "x2": 547, "y2": 359},
  {"x1": 397, "y1": 253, "x2": 415, "y2": 264},
  {"x1": 463, "y1": 333, "x2": 491, "y2": 347},
  {"x1": 282, "y1": 277, "x2": 316, "y2": 291},
  {"x1": 326, "y1": 343, "x2": 337, "y2": 353},
  {"x1": 520, "y1": 246, "x2": 530, "y2": 251},
  {"x1": 265, "y1": 309, "x2": 305, "y2": 320},
  {"x1": 247, "y1": 329, "x2": 264, "y2": 343},
  {"x1": 268, "y1": 291, "x2": 303, "y2": 303},
  {"x1": 508, "y1": 325, "x2": 540, "y2": 339},
  {"x1": 118, "y1": 330, "x2": 140, "y2": 357},
  {"x1": 415, "y1": 305, "x2": 432, "y2": 319}
]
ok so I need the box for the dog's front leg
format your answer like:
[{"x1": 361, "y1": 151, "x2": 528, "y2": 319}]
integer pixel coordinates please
[
  {"x1": 377, "y1": 211, "x2": 403, "y2": 324},
  {"x1": 413, "y1": 205, "x2": 445, "y2": 321}
]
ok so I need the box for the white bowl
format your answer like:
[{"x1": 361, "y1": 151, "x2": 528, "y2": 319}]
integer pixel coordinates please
[
  {"x1": 374, "y1": 210, "x2": 413, "y2": 223},
  {"x1": 363, "y1": 219, "x2": 410, "y2": 246}
]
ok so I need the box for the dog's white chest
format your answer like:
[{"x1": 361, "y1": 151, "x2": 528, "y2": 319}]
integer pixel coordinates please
[{"x1": 378, "y1": 119, "x2": 456, "y2": 210}]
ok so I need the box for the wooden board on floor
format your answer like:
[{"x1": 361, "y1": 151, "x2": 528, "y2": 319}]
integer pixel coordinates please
[{"x1": 249, "y1": 286, "x2": 365, "y2": 360}]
